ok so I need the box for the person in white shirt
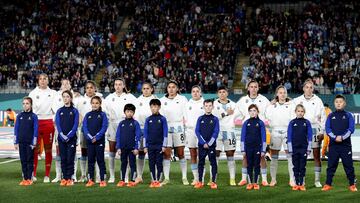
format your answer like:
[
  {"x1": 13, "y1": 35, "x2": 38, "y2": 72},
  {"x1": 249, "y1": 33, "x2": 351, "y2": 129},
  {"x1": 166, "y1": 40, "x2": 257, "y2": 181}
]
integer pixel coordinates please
[
  {"x1": 265, "y1": 85, "x2": 296, "y2": 187},
  {"x1": 235, "y1": 80, "x2": 270, "y2": 186},
  {"x1": 28, "y1": 73, "x2": 57, "y2": 183},
  {"x1": 76, "y1": 80, "x2": 104, "y2": 183},
  {"x1": 293, "y1": 79, "x2": 326, "y2": 188},
  {"x1": 212, "y1": 86, "x2": 237, "y2": 186},
  {"x1": 134, "y1": 81, "x2": 157, "y2": 184},
  {"x1": 160, "y1": 80, "x2": 188, "y2": 185},
  {"x1": 184, "y1": 86, "x2": 204, "y2": 185},
  {"x1": 104, "y1": 78, "x2": 136, "y2": 183},
  {"x1": 51, "y1": 79, "x2": 73, "y2": 183}
]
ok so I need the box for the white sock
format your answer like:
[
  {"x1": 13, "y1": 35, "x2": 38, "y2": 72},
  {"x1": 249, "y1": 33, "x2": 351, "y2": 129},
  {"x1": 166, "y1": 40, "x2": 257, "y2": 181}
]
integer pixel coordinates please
[
  {"x1": 80, "y1": 156, "x2": 87, "y2": 177},
  {"x1": 287, "y1": 154, "x2": 295, "y2": 183},
  {"x1": 125, "y1": 164, "x2": 129, "y2": 183},
  {"x1": 261, "y1": 168, "x2": 267, "y2": 182},
  {"x1": 180, "y1": 158, "x2": 187, "y2": 179},
  {"x1": 270, "y1": 155, "x2": 279, "y2": 182},
  {"x1": 136, "y1": 155, "x2": 145, "y2": 179},
  {"x1": 73, "y1": 154, "x2": 78, "y2": 180},
  {"x1": 191, "y1": 163, "x2": 199, "y2": 182},
  {"x1": 163, "y1": 159, "x2": 171, "y2": 180},
  {"x1": 55, "y1": 155, "x2": 61, "y2": 179},
  {"x1": 315, "y1": 166, "x2": 321, "y2": 182},
  {"x1": 108, "y1": 152, "x2": 115, "y2": 179},
  {"x1": 227, "y1": 156, "x2": 236, "y2": 179},
  {"x1": 241, "y1": 167, "x2": 248, "y2": 181}
]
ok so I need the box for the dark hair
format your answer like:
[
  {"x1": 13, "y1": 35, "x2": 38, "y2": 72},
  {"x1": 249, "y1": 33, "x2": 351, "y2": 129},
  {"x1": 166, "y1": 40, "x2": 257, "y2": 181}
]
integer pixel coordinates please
[
  {"x1": 324, "y1": 103, "x2": 329, "y2": 108},
  {"x1": 165, "y1": 80, "x2": 179, "y2": 97},
  {"x1": 217, "y1": 85, "x2": 228, "y2": 92},
  {"x1": 23, "y1": 96, "x2": 33, "y2": 111},
  {"x1": 149, "y1": 98, "x2": 161, "y2": 106},
  {"x1": 6, "y1": 108, "x2": 12, "y2": 112},
  {"x1": 248, "y1": 104, "x2": 259, "y2": 112},
  {"x1": 62, "y1": 90, "x2": 74, "y2": 106},
  {"x1": 203, "y1": 99, "x2": 214, "y2": 105},
  {"x1": 124, "y1": 103, "x2": 136, "y2": 113},
  {"x1": 334, "y1": 94, "x2": 346, "y2": 102},
  {"x1": 91, "y1": 96, "x2": 102, "y2": 111}
]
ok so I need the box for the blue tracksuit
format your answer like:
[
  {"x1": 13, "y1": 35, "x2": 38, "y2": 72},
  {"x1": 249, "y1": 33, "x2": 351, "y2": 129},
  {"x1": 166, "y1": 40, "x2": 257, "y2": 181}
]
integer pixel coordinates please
[
  {"x1": 14, "y1": 111, "x2": 38, "y2": 180},
  {"x1": 287, "y1": 117, "x2": 312, "y2": 186},
  {"x1": 55, "y1": 105, "x2": 79, "y2": 180},
  {"x1": 195, "y1": 113, "x2": 219, "y2": 183},
  {"x1": 241, "y1": 117, "x2": 266, "y2": 184},
  {"x1": 116, "y1": 118, "x2": 141, "y2": 182},
  {"x1": 82, "y1": 110, "x2": 108, "y2": 181},
  {"x1": 325, "y1": 110, "x2": 356, "y2": 186},
  {"x1": 144, "y1": 113, "x2": 168, "y2": 181}
]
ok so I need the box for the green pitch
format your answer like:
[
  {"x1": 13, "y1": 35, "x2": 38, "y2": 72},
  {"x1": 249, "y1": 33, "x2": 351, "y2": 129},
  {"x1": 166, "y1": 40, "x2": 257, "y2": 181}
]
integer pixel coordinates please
[{"x1": 0, "y1": 159, "x2": 359, "y2": 202}]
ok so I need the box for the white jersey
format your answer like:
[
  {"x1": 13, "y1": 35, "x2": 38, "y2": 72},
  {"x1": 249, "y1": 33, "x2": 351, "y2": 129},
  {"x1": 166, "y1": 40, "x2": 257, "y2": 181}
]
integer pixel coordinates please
[
  {"x1": 76, "y1": 92, "x2": 104, "y2": 120},
  {"x1": 265, "y1": 101, "x2": 296, "y2": 129},
  {"x1": 235, "y1": 94, "x2": 270, "y2": 121},
  {"x1": 104, "y1": 92, "x2": 137, "y2": 123},
  {"x1": 213, "y1": 98, "x2": 237, "y2": 132},
  {"x1": 134, "y1": 94, "x2": 157, "y2": 129},
  {"x1": 29, "y1": 87, "x2": 56, "y2": 120},
  {"x1": 160, "y1": 94, "x2": 187, "y2": 129},
  {"x1": 184, "y1": 98, "x2": 204, "y2": 129},
  {"x1": 293, "y1": 94, "x2": 326, "y2": 132}
]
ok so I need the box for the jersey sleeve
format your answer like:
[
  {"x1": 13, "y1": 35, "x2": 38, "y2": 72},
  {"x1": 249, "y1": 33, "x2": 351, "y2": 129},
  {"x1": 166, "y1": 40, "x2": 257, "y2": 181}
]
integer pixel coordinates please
[
  {"x1": 32, "y1": 114, "x2": 39, "y2": 146},
  {"x1": 208, "y1": 117, "x2": 220, "y2": 147},
  {"x1": 306, "y1": 120, "x2": 313, "y2": 152},
  {"x1": 287, "y1": 120, "x2": 293, "y2": 153},
  {"x1": 95, "y1": 112, "x2": 109, "y2": 140},
  {"x1": 82, "y1": 113, "x2": 93, "y2": 141},
  {"x1": 342, "y1": 112, "x2": 355, "y2": 140},
  {"x1": 13, "y1": 114, "x2": 20, "y2": 144},
  {"x1": 134, "y1": 121, "x2": 141, "y2": 150},
  {"x1": 325, "y1": 113, "x2": 336, "y2": 140},
  {"x1": 195, "y1": 116, "x2": 206, "y2": 146},
  {"x1": 116, "y1": 121, "x2": 122, "y2": 150},
  {"x1": 240, "y1": 120, "x2": 248, "y2": 152},
  {"x1": 67, "y1": 108, "x2": 79, "y2": 139},
  {"x1": 161, "y1": 116, "x2": 168, "y2": 147}
]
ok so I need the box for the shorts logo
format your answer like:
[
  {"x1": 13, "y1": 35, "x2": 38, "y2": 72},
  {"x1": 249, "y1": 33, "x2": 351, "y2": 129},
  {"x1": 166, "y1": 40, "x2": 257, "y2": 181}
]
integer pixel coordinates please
[
  {"x1": 176, "y1": 101, "x2": 179, "y2": 104},
  {"x1": 259, "y1": 100, "x2": 262, "y2": 103},
  {"x1": 312, "y1": 103, "x2": 315, "y2": 105}
]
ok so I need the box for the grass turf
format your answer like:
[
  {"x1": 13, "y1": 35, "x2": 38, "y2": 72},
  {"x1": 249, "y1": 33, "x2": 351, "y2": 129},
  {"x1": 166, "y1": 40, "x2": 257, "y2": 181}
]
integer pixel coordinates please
[{"x1": 0, "y1": 159, "x2": 360, "y2": 202}]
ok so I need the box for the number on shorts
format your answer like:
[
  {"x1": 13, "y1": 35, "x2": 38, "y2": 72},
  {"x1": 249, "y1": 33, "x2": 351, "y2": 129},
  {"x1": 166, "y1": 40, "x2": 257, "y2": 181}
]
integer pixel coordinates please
[
  {"x1": 228, "y1": 138, "x2": 236, "y2": 146},
  {"x1": 313, "y1": 134, "x2": 318, "y2": 143}
]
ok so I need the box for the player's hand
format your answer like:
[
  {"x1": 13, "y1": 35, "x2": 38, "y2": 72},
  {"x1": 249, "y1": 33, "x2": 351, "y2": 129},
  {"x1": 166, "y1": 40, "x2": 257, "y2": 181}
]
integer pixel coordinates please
[
  {"x1": 242, "y1": 152, "x2": 246, "y2": 156},
  {"x1": 144, "y1": 148, "x2": 148, "y2": 153},
  {"x1": 14, "y1": 144, "x2": 19, "y2": 150},
  {"x1": 317, "y1": 134, "x2": 324, "y2": 141},
  {"x1": 133, "y1": 149, "x2": 139, "y2": 155},
  {"x1": 30, "y1": 145, "x2": 35, "y2": 150},
  {"x1": 161, "y1": 147, "x2": 166, "y2": 153},
  {"x1": 335, "y1": 136, "x2": 342, "y2": 142},
  {"x1": 92, "y1": 138, "x2": 96, "y2": 143},
  {"x1": 307, "y1": 151, "x2": 311, "y2": 156},
  {"x1": 117, "y1": 149, "x2": 121, "y2": 155},
  {"x1": 261, "y1": 152, "x2": 265, "y2": 157},
  {"x1": 226, "y1": 108, "x2": 234, "y2": 116},
  {"x1": 270, "y1": 99, "x2": 276, "y2": 105},
  {"x1": 203, "y1": 144, "x2": 209, "y2": 149}
]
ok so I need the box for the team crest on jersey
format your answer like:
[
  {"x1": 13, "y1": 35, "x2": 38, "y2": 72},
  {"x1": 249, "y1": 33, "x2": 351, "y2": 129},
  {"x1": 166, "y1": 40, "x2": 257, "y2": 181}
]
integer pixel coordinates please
[
  {"x1": 200, "y1": 107, "x2": 203, "y2": 109},
  {"x1": 59, "y1": 98, "x2": 61, "y2": 102},
  {"x1": 164, "y1": 102, "x2": 167, "y2": 105},
  {"x1": 112, "y1": 98, "x2": 115, "y2": 102},
  {"x1": 210, "y1": 120, "x2": 213, "y2": 124},
  {"x1": 189, "y1": 107, "x2": 192, "y2": 110},
  {"x1": 28, "y1": 117, "x2": 32, "y2": 120},
  {"x1": 83, "y1": 101, "x2": 86, "y2": 105},
  {"x1": 259, "y1": 100, "x2": 262, "y2": 103},
  {"x1": 176, "y1": 101, "x2": 179, "y2": 104},
  {"x1": 36, "y1": 96, "x2": 40, "y2": 99},
  {"x1": 124, "y1": 98, "x2": 127, "y2": 100},
  {"x1": 130, "y1": 123, "x2": 133, "y2": 126},
  {"x1": 303, "y1": 123, "x2": 306, "y2": 126},
  {"x1": 217, "y1": 107, "x2": 220, "y2": 110},
  {"x1": 48, "y1": 95, "x2": 51, "y2": 97},
  {"x1": 245, "y1": 99, "x2": 248, "y2": 103},
  {"x1": 256, "y1": 123, "x2": 259, "y2": 127},
  {"x1": 149, "y1": 120, "x2": 153, "y2": 123},
  {"x1": 97, "y1": 115, "x2": 101, "y2": 118},
  {"x1": 158, "y1": 119, "x2": 161, "y2": 123},
  {"x1": 300, "y1": 101, "x2": 303, "y2": 105},
  {"x1": 342, "y1": 115, "x2": 346, "y2": 119},
  {"x1": 70, "y1": 112, "x2": 73, "y2": 115},
  {"x1": 312, "y1": 103, "x2": 315, "y2": 105},
  {"x1": 140, "y1": 102, "x2": 143, "y2": 106}
]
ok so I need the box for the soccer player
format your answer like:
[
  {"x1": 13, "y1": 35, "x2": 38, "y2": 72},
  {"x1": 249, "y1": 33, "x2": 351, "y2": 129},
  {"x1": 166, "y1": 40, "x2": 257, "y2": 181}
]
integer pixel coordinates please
[
  {"x1": 3, "y1": 108, "x2": 16, "y2": 127},
  {"x1": 116, "y1": 104, "x2": 141, "y2": 187},
  {"x1": 134, "y1": 81, "x2": 157, "y2": 183},
  {"x1": 322, "y1": 95, "x2": 357, "y2": 192},
  {"x1": 82, "y1": 96, "x2": 108, "y2": 187},
  {"x1": 76, "y1": 80, "x2": 103, "y2": 183},
  {"x1": 194, "y1": 99, "x2": 219, "y2": 189},
  {"x1": 293, "y1": 79, "x2": 326, "y2": 188},
  {"x1": 212, "y1": 86, "x2": 237, "y2": 186},
  {"x1": 144, "y1": 99, "x2": 168, "y2": 188},
  {"x1": 104, "y1": 78, "x2": 136, "y2": 183},
  {"x1": 184, "y1": 85, "x2": 204, "y2": 185},
  {"x1": 265, "y1": 85, "x2": 296, "y2": 186},
  {"x1": 14, "y1": 97, "x2": 38, "y2": 186},
  {"x1": 51, "y1": 79, "x2": 72, "y2": 183},
  {"x1": 235, "y1": 80, "x2": 270, "y2": 186},
  {"x1": 160, "y1": 80, "x2": 188, "y2": 185},
  {"x1": 321, "y1": 104, "x2": 332, "y2": 158},
  {"x1": 241, "y1": 104, "x2": 266, "y2": 190},
  {"x1": 28, "y1": 73, "x2": 56, "y2": 182},
  {"x1": 55, "y1": 90, "x2": 79, "y2": 186},
  {"x1": 287, "y1": 104, "x2": 312, "y2": 191}
]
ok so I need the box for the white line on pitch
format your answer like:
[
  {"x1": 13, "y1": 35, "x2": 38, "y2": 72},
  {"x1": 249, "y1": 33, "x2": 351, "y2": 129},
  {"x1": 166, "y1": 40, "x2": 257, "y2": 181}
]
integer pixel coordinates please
[{"x1": 0, "y1": 159, "x2": 19, "y2": 165}]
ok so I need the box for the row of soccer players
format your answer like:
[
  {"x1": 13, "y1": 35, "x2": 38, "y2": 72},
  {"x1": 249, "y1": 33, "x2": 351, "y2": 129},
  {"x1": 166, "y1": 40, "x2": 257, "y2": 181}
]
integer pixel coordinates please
[{"x1": 15, "y1": 74, "x2": 328, "y2": 188}]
